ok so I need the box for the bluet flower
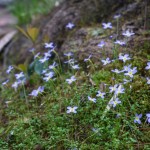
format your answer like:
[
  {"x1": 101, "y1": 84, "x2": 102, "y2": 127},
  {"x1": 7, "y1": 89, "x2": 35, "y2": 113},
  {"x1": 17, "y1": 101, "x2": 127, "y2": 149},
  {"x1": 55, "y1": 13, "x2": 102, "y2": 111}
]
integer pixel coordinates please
[
  {"x1": 43, "y1": 72, "x2": 54, "y2": 82},
  {"x1": 29, "y1": 86, "x2": 44, "y2": 97},
  {"x1": 49, "y1": 62, "x2": 58, "y2": 69},
  {"x1": 109, "y1": 84, "x2": 118, "y2": 93},
  {"x1": 114, "y1": 14, "x2": 121, "y2": 19},
  {"x1": 29, "y1": 48, "x2": 35, "y2": 53},
  {"x1": 119, "y1": 54, "x2": 131, "y2": 62},
  {"x1": 66, "y1": 76, "x2": 76, "y2": 84},
  {"x1": 97, "y1": 41, "x2": 105, "y2": 48},
  {"x1": 15, "y1": 72, "x2": 24, "y2": 80},
  {"x1": 64, "y1": 52, "x2": 73, "y2": 57},
  {"x1": 101, "y1": 58, "x2": 111, "y2": 65},
  {"x1": 114, "y1": 40, "x2": 125, "y2": 46},
  {"x1": 123, "y1": 64, "x2": 132, "y2": 72},
  {"x1": 84, "y1": 55, "x2": 92, "y2": 62},
  {"x1": 12, "y1": 81, "x2": 20, "y2": 91},
  {"x1": 2, "y1": 79, "x2": 9, "y2": 86},
  {"x1": 66, "y1": 22, "x2": 75, "y2": 29},
  {"x1": 44, "y1": 42, "x2": 54, "y2": 49},
  {"x1": 96, "y1": 91, "x2": 105, "y2": 99},
  {"x1": 67, "y1": 106, "x2": 78, "y2": 113},
  {"x1": 72, "y1": 64, "x2": 80, "y2": 70},
  {"x1": 65, "y1": 59, "x2": 76, "y2": 65},
  {"x1": 34, "y1": 52, "x2": 40, "y2": 59},
  {"x1": 145, "y1": 62, "x2": 150, "y2": 70},
  {"x1": 124, "y1": 67, "x2": 137, "y2": 78},
  {"x1": 146, "y1": 77, "x2": 150, "y2": 84},
  {"x1": 114, "y1": 85, "x2": 125, "y2": 95},
  {"x1": 109, "y1": 98, "x2": 121, "y2": 107},
  {"x1": 122, "y1": 30, "x2": 135, "y2": 37},
  {"x1": 39, "y1": 57, "x2": 49, "y2": 63},
  {"x1": 146, "y1": 113, "x2": 150, "y2": 123},
  {"x1": 123, "y1": 78, "x2": 132, "y2": 84},
  {"x1": 44, "y1": 52, "x2": 51, "y2": 58},
  {"x1": 6, "y1": 66, "x2": 13, "y2": 74},
  {"x1": 111, "y1": 69, "x2": 123, "y2": 74},
  {"x1": 102, "y1": 22, "x2": 112, "y2": 29},
  {"x1": 88, "y1": 96, "x2": 96, "y2": 103},
  {"x1": 134, "y1": 114, "x2": 142, "y2": 124}
]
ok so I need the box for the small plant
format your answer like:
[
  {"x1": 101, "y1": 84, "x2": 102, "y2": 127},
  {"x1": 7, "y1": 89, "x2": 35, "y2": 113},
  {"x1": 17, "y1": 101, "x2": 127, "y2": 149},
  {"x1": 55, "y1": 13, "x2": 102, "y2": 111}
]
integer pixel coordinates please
[{"x1": 0, "y1": 16, "x2": 150, "y2": 150}]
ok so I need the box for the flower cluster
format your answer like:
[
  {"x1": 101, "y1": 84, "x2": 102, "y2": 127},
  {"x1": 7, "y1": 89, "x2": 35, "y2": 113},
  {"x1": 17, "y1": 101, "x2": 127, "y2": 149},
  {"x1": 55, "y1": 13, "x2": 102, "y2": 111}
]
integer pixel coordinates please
[
  {"x1": 29, "y1": 86, "x2": 44, "y2": 97},
  {"x1": 1, "y1": 19, "x2": 149, "y2": 132}
]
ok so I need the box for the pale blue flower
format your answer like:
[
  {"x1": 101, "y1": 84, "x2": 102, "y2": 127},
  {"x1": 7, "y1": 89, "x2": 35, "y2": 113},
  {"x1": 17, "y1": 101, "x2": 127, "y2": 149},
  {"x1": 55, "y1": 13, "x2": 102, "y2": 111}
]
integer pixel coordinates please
[
  {"x1": 109, "y1": 84, "x2": 118, "y2": 93},
  {"x1": 122, "y1": 30, "x2": 135, "y2": 37},
  {"x1": 146, "y1": 77, "x2": 150, "y2": 84},
  {"x1": 39, "y1": 57, "x2": 49, "y2": 63},
  {"x1": 66, "y1": 76, "x2": 76, "y2": 84},
  {"x1": 114, "y1": 14, "x2": 121, "y2": 19},
  {"x1": 119, "y1": 54, "x2": 131, "y2": 62},
  {"x1": 29, "y1": 86, "x2": 44, "y2": 97},
  {"x1": 145, "y1": 62, "x2": 150, "y2": 70},
  {"x1": 15, "y1": 72, "x2": 24, "y2": 80},
  {"x1": 29, "y1": 48, "x2": 35, "y2": 53},
  {"x1": 102, "y1": 22, "x2": 112, "y2": 29},
  {"x1": 146, "y1": 113, "x2": 150, "y2": 123},
  {"x1": 38, "y1": 86, "x2": 44, "y2": 93},
  {"x1": 66, "y1": 22, "x2": 75, "y2": 29},
  {"x1": 124, "y1": 67, "x2": 137, "y2": 78},
  {"x1": 134, "y1": 114, "x2": 142, "y2": 124},
  {"x1": 44, "y1": 42, "x2": 54, "y2": 49},
  {"x1": 97, "y1": 41, "x2": 105, "y2": 48},
  {"x1": 34, "y1": 52, "x2": 40, "y2": 59},
  {"x1": 67, "y1": 106, "x2": 78, "y2": 113},
  {"x1": 72, "y1": 64, "x2": 80, "y2": 70},
  {"x1": 84, "y1": 55, "x2": 92, "y2": 62},
  {"x1": 64, "y1": 52, "x2": 73, "y2": 57},
  {"x1": 114, "y1": 85, "x2": 125, "y2": 95},
  {"x1": 88, "y1": 96, "x2": 96, "y2": 103},
  {"x1": 12, "y1": 81, "x2": 20, "y2": 91},
  {"x1": 6, "y1": 65, "x2": 13, "y2": 74},
  {"x1": 48, "y1": 49, "x2": 55, "y2": 53},
  {"x1": 123, "y1": 78, "x2": 132, "y2": 84},
  {"x1": 49, "y1": 62, "x2": 57, "y2": 69},
  {"x1": 29, "y1": 89, "x2": 39, "y2": 97},
  {"x1": 111, "y1": 69, "x2": 123, "y2": 74},
  {"x1": 109, "y1": 98, "x2": 121, "y2": 107},
  {"x1": 42, "y1": 69, "x2": 48, "y2": 74},
  {"x1": 101, "y1": 58, "x2": 111, "y2": 65},
  {"x1": 43, "y1": 72, "x2": 54, "y2": 82},
  {"x1": 65, "y1": 59, "x2": 77, "y2": 65},
  {"x1": 114, "y1": 40, "x2": 125, "y2": 46},
  {"x1": 92, "y1": 128, "x2": 101, "y2": 135},
  {"x1": 44, "y1": 52, "x2": 51, "y2": 58},
  {"x1": 2, "y1": 79, "x2": 9, "y2": 86},
  {"x1": 96, "y1": 91, "x2": 105, "y2": 99},
  {"x1": 123, "y1": 64, "x2": 132, "y2": 72}
]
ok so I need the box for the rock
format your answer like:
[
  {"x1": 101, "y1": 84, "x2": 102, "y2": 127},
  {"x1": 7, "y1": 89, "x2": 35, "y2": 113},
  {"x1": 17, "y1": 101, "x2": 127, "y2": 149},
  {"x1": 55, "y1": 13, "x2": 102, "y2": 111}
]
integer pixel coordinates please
[
  {"x1": 3, "y1": 0, "x2": 150, "y2": 65},
  {"x1": 0, "y1": 0, "x2": 13, "y2": 5}
]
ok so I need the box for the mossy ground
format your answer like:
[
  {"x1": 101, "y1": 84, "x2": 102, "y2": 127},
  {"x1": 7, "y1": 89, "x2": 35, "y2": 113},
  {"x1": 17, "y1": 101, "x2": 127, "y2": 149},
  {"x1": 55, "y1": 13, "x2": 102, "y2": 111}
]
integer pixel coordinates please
[{"x1": 0, "y1": 42, "x2": 150, "y2": 149}]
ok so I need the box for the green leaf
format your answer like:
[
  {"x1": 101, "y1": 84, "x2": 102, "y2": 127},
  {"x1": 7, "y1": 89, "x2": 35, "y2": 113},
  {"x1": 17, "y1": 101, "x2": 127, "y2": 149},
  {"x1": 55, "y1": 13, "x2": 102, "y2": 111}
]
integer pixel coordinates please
[
  {"x1": 27, "y1": 61, "x2": 35, "y2": 76},
  {"x1": 34, "y1": 60, "x2": 44, "y2": 75}
]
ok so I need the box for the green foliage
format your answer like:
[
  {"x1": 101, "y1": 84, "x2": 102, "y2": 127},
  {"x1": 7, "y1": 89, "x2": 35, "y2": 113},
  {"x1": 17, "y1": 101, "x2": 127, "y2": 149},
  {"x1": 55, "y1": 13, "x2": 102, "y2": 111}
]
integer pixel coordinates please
[
  {"x1": 0, "y1": 15, "x2": 150, "y2": 149},
  {"x1": 9, "y1": 0, "x2": 57, "y2": 25}
]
